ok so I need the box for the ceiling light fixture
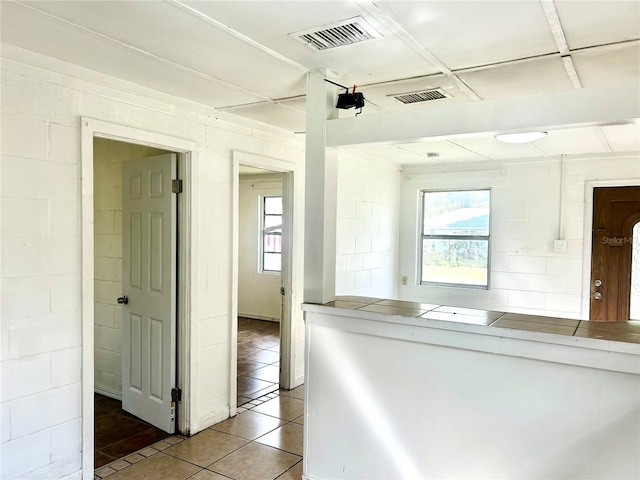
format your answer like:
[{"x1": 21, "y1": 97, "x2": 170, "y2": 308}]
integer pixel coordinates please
[{"x1": 495, "y1": 132, "x2": 548, "y2": 143}]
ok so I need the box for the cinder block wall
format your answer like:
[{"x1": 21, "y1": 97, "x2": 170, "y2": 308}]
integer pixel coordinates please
[
  {"x1": 398, "y1": 155, "x2": 640, "y2": 318},
  {"x1": 1, "y1": 46, "x2": 304, "y2": 480},
  {"x1": 335, "y1": 152, "x2": 401, "y2": 299}
]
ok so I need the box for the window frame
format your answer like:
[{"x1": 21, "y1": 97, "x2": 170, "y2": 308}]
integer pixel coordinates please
[
  {"x1": 260, "y1": 195, "x2": 283, "y2": 274},
  {"x1": 418, "y1": 188, "x2": 491, "y2": 289}
]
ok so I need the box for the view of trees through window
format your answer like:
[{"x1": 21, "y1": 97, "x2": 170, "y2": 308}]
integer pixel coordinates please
[
  {"x1": 262, "y1": 196, "x2": 282, "y2": 272},
  {"x1": 421, "y1": 189, "x2": 490, "y2": 287}
]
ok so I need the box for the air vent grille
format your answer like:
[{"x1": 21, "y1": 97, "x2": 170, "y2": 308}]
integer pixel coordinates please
[
  {"x1": 291, "y1": 17, "x2": 381, "y2": 51},
  {"x1": 391, "y1": 88, "x2": 450, "y2": 104}
]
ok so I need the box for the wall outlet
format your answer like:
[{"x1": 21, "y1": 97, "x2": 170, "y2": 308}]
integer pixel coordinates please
[
  {"x1": 402, "y1": 276, "x2": 408, "y2": 286},
  {"x1": 553, "y1": 240, "x2": 567, "y2": 253}
]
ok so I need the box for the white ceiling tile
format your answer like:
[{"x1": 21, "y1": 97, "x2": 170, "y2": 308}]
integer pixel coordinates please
[
  {"x1": 1, "y1": 2, "x2": 262, "y2": 107},
  {"x1": 18, "y1": 1, "x2": 307, "y2": 99},
  {"x1": 183, "y1": 0, "x2": 440, "y2": 86},
  {"x1": 533, "y1": 127, "x2": 610, "y2": 156},
  {"x1": 458, "y1": 56, "x2": 573, "y2": 100},
  {"x1": 377, "y1": 0, "x2": 557, "y2": 69},
  {"x1": 572, "y1": 44, "x2": 640, "y2": 88},
  {"x1": 555, "y1": 1, "x2": 640, "y2": 50},
  {"x1": 449, "y1": 136, "x2": 544, "y2": 160},
  {"x1": 601, "y1": 124, "x2": 640, "y2": 152}
]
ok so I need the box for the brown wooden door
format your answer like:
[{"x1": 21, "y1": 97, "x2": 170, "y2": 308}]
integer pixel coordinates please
[{"x1": 590, "y1": 186, "x2": 640, "y2": 321}]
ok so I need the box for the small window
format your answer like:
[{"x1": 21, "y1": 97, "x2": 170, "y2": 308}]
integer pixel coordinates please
[
  {"x1": 261, "y1": 196, "x2": 282, "y2": 273},
  {"x1": 419, "y1": 189, "x2": 490, "y2": 288}
]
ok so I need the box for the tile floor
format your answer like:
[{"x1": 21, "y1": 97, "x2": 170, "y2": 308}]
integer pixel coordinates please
[
  {"x1": 237, "y1": 317, "x2": 281, "y2": 406},
  {"x1": 96, "y1": 318, "x2": 302, "y2": 480},
  {"x1": 94, "y1": 394, "x2": 171, "y2": 468},
  {"x1": 94, "y1": 385, "x2": 305, "y2": 480}
]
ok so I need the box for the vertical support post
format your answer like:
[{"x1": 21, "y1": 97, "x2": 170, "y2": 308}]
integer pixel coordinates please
[{"x1": 304, "y1": 69, "x2": 338, "y2": 304}]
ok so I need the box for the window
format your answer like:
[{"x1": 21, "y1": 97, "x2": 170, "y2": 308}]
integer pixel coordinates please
[
  {"x1": 261, "y1": 196, "x2": 282, "y2": 273},
  {"x1": 419, "y1": 189, "x2": 490, "y2": 288}
]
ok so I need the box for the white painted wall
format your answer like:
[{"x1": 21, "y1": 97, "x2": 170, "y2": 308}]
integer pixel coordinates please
[
  {"x1": 304, "y1": 307, "x2": 640, "y2": 479},
  {"x1": 335, "y1": 151, "x2": 400, "y2": 299},
  {"x1": 238, "y1": 174, "x2": 283, "y2": 321},
  {"x1": 0, "y1": 45, "x2": 304, "y2": 479},
  {"x1": 93, "y1": 138, "x2": 169, "y2": 398},
  {"x1": 398, "y1": 154, "x2": 640, "y2": 319}
]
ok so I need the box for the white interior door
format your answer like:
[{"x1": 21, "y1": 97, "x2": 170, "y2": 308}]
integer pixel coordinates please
[{"x1": 122, "y1": 153, "x2": 177, "y2": 433}]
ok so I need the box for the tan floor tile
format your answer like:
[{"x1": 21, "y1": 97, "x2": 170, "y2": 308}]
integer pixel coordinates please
[
  {"x1": 279, "y1": 385, "x2": 304, "y2": 400},
  {"x1": 210, "y1": 410, "x2": 286, "y2": 440},
  {"x1": 256, "y1": 423, "x2": 303, "y2": 456},
  {"x1": 252, "y1": 396, "x2": 304, "y2": 421},
  {"x1": 123, "y1": 453, "x2": 144, "y2": 464},
  {"x1": 248, "y1": 365, "x2": 280, "y2": 383},
  {"x1": 137, "y1": 447, "x2": 158, "y2": 457},
  {"x1": 275, "y1": 461, "x2": 303, "y2": 480},
  {"x1": 291, "y1": 415, "x2": 303, "y2": 425},
  {"x1": 95, "y1": 466, "x2": 116, "y2": 478},
  {"x1": 163, "y1": 429, "x2": 248, "y2": 467},
  {"x1": 209, "y1": 442, "x2": 300, "y2": 480},
  {"x1": 150, "y1": 439, "x2": 173, "y2": 451},
  {"x1": 107, "y1": 453, "x2": 200, "y2": 480},
  {"x1": 165, "y1": 436, "x2": 185, "y2": 445},
  {"x1": 109, "y1": 459, "x2": 131, "y2": 471},
  {"x1": 189, "y1": 470, "x2": 230, "y2": 480}
]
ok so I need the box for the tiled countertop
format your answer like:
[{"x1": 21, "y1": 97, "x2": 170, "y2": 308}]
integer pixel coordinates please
[{"x1": 315, "y1": 296, "x2": 640, "y2": 345}]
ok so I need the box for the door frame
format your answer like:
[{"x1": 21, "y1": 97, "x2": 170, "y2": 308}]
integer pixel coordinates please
[
  {"x1": 581, "y1": 178, "x2": 640, "y2": 320},
  {"x1": 80, "y1": 118, "x2": 198, "y2": 476},
  {"x1": 231, "y1": 151, "x2": 299, "y2": 416}
]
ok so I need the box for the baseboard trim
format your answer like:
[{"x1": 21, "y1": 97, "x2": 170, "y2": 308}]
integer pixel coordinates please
[
  {"x1": 238, "y1": 313, "x2": 280, "y2": 323},
  {"x1": 95, "y1": 385, "x2": 122, "y2": 401}
]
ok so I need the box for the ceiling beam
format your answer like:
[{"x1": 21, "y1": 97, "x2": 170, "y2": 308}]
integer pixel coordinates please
[
  {"x1": 326, "y1": 84, "x2": 640, "y2": 147},
  {"x1": 540, "y1": 0, "x2": 583, "y2": 88}
]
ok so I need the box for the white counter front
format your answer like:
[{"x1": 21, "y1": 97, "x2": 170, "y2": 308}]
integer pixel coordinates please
[{"x1": 302, "y1": 298, "x2": 640, "y2": 480}]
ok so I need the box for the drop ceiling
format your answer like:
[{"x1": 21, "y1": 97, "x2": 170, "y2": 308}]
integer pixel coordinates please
[{"x1": 1, "y1": 0, "x2": 638, "y2": 166}]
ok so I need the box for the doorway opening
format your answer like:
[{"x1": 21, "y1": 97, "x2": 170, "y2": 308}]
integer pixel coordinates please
[
  {"x1": 93, "y1": 138, "x2": 178, "y2": 466},
  {"x1": 231, "y1": 150, "x2": 299, "y2": 417},
  {"x1": 81, "y1": 118, "x2": 197, "y2": 474},
  {"x1": 236, "y1": 169, "x2": 284, "y2": 405}
]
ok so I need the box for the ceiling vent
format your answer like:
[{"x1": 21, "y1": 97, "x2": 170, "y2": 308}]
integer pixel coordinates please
[
  {"x1": 290, "y1": 17, "x2": 382, "y2": 51},
  {"x1": 390, "y1": 88, "x2": 451, "y2": 104}
]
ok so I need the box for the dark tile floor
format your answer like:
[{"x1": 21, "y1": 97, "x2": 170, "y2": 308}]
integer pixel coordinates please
[
  {"x1": 94, "y1": 394, "x2": 171, "y2": 468},
  {"x1": 94, "y1": 317, "x2": 281, "y2": 470},
  {"x1": 237, "y1": 317, "x2": 281, "y2": 406}
]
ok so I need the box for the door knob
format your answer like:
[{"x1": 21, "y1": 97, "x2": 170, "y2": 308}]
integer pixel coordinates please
[
  {"x1": 594, "y1": 279, "x2": 602, "y2": 287},
  {"x1": 594, "y1": 292, "x2": 602, "y2": 300},
  {"x1": 117, "y1": 296, "x2": 129, "y2": 305}
]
